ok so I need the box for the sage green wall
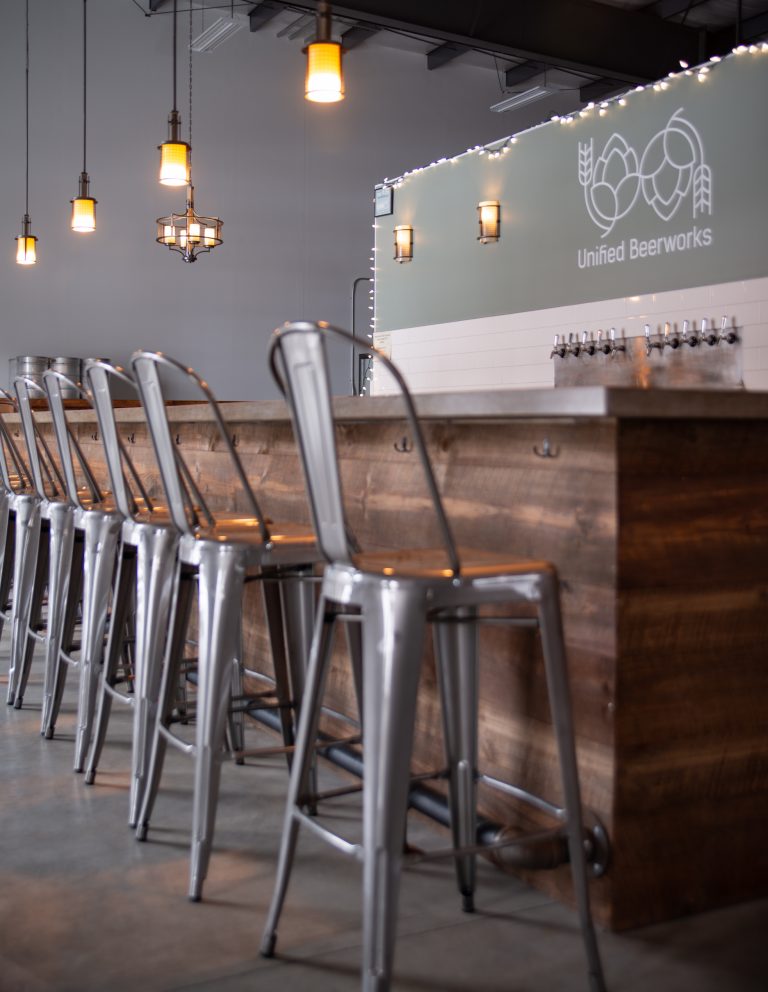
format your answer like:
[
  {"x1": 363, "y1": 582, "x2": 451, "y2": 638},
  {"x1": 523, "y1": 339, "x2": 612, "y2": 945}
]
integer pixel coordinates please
[{"x1": 376, "y1": 51, "x2": 768, "y2": 333}]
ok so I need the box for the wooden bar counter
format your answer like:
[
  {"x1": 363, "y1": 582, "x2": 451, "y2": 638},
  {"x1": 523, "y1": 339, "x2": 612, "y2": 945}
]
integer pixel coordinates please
[{"x1": 25, "y1": 387, "x2": 768, "y2": 931}]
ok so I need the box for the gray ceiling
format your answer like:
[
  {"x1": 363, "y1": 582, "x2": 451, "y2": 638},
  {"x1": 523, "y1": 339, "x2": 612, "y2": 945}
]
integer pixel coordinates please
[{"x1": 148, "y1": 1, "x2": 768, "y2": 103}]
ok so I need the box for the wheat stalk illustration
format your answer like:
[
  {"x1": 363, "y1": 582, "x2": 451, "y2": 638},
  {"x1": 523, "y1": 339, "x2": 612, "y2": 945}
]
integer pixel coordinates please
[
  {"x1": 578, "y1": 141, "x2": 593, "y2": 187},
  {"x1": 693, "y1": 163, "x2": 712, "y2": 218}
]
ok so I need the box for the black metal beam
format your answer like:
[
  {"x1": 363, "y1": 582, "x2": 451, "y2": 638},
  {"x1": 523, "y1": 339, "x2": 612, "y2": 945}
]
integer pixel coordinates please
[
  {"x1": 248, "y1": 1, "x2": 284, "y2": 32},
  {"x1": 258, "y1": 0, "x2": 705, "y2": 83},
  {"x1": 341, "y1": 24, "x2": 381, "y2": 50},
  {"x1": 713, "y1": 9, "x2": 768, "y2": 47},
  {"x1": 426, "y1": 41, "x2": 468, "y2": 70},
  {"x1": 580, "y1": 78, "x2": 626, "y2": 102},
  {"x1": 504, "y1": 60, "x2": 547, "y2": 88},
  {"x1": 649, "y1": 0, "x2": 709, "y2": 20}
]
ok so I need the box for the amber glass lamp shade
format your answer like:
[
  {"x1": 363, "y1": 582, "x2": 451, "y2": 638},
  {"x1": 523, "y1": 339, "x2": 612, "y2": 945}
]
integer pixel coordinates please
[
  {"x1": 305, "y1": 42, "x2": 344, "y2": 103},
  {"x1": 71, "y1": 196, "x2": 96, "y2": 232},
  {"x1": 15, "y1": 235, "x2": 37, "y2": 265},
  {"x1": 159, "y1": 140, "x2": 190, "y2": 186}
]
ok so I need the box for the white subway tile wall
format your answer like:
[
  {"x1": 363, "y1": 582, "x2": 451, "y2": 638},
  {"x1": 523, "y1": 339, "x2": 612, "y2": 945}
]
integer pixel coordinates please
[{"x1": 373, "y1": 276, "x2": 768, "y2": 395}]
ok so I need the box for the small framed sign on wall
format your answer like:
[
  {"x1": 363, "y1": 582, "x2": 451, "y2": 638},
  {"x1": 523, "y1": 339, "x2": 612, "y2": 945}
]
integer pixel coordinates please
[{"x1": 374, "y1": 185, "x2": 394, "y2": 217}]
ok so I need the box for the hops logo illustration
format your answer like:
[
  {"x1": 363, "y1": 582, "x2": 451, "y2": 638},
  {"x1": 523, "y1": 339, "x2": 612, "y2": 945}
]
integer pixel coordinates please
[{"x1": 578, "y1": 108, "x2": 712, "y2": 237}]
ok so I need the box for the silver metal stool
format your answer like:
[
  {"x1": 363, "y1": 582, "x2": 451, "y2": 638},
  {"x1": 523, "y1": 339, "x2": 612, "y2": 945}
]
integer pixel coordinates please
[
  {"x1": 6, "y1": 376, "x2": 82, "y2": 714},
  {"x1": 260, "y1": 321, "x2": 606, "y2": 992},
  {"x1": 0, "y1": 391, "x2": 35, "y2": 647},
  {"x1": 40, "y1": 369, "x2": 128, "y2": 768},
  {"x1": 82, "y1": 360, "x2": 180, "y2": 829},
  {"x1": 129, "y1": 350, "x2": 321, "y2": 901}
]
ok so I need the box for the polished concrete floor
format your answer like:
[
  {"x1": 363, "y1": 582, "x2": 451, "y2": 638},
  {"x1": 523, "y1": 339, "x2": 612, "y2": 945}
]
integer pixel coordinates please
[{"x1": 0, "y1": 627, "x2": 766, "y2": 992}]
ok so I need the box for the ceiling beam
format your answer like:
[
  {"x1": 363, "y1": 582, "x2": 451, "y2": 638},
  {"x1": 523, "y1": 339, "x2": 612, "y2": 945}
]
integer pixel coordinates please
[
  {"x1": 260, "y1": 0, "x2": 705, "y2": 83},
  {"x1": 580, "y1": 78, "x2": 626, "y2": 102},
  {"x1": 248, "y1": 2, "x2": 284, "y2": 32},
  {"x1": 648, "y1": 0, "x2": 709, "y2": 20},
  {"x1": 341, "y1": 24, "x2": 381, "y2": 50},
  {"x1": 713, "y1": 9, "x2": 768, "y2": 48},
  {"x1": 504, "y1": 60, "x2": 547, "y2": 87},
  {"x1": 426, "y1": 41, "x2": 468, "y2": 70}
]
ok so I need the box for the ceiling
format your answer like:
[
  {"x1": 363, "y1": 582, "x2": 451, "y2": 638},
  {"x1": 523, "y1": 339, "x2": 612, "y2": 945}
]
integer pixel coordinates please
[{"x1": 147, "y1": 1, "x2": 768, "y2": 105}]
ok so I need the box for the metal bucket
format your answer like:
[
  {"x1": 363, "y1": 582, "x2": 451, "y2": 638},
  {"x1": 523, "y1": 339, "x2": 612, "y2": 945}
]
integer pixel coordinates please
[
  {"x1": 49, "y1": 357, "x2": 83, "y2": 398},
  {"x1": 11, "y1": 356, "x2": 50, "y2": 388}
]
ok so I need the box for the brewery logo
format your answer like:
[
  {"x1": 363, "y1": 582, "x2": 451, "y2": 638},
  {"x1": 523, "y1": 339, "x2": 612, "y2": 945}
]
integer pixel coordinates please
[{"x1": 578, "y1": 108, "x2": 712, "y2": 238}]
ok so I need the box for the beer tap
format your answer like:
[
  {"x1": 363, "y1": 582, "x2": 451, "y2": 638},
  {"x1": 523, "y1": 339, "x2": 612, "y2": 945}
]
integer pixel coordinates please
[
  {"x1": 609, "y1": 327, "x2": 626, "y2": 354},
  {"x1": 568, "y1": 332, "x2": 581, "y2": 357},
  {"x1": 582, "y1": 330, "x2": 596, "y2": 356},
  {"x1": 645, "y1": 323, "x2": 663, "y2": 355},
  {"x1": 663, "y1": 321, "x2": 681, "y2": 349},
  {"x1": 702, "y1": 318, "x2": 718, "y2": 346},
  {"x1": 550, "y1": 334, "x2": 568, "y2": 359},
  {"x1": 596, "y1": 329, "x2": 612, "y2": 355},
  {"x1": 681, "y1": 319, "x2": 698, "y2": 347},
  {"x1": 720, "y1": 315, "x2": 738, "y2": 344}
]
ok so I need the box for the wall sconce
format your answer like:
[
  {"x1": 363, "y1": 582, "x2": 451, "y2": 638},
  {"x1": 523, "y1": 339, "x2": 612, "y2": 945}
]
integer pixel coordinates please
[
  {"x1": 393, "y1": 224, "x2": 413, "y2": 263},
  {"x1": 477, "y1": 200, "x2": 501, "y2": 243}
]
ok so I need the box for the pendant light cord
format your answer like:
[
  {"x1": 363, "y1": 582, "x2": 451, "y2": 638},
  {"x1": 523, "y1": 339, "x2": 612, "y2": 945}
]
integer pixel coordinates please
[
  {"x1": 82, "y1": 0, "x2": 87, "y2": 174},
  {"x1": 25, "y1": 0, "x2": 30, "y2": 216},
  {"x1": 188, "y1": 0, "x2": 192, "y2": 151},
  {"x1": 172, "y1": 0, "x2": 177, "y2": 114}
]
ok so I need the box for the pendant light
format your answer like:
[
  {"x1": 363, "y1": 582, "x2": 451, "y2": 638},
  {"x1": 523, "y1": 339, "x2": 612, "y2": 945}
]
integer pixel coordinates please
[
  {"x1": 305, "y1": 1, "x2": 344, "y2": 103},
  {"x1": 70, "y1": 0, "x2": 96, "y2": 233},
  {"x1": 158, "y1": 0, "x2": 190, "y2": 187},
  {"x1": 156, "y1": 2, "x2": 221, "y2": 262},
  {"x1": 16, "y1": 0, "x2": 38, "y2": 265}
]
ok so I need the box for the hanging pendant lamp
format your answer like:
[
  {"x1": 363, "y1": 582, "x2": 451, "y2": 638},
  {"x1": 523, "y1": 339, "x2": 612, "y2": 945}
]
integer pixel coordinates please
[
  {"x1": 16, "y1": 0, "x2": 38, "y2": 265},
  {"x1": 158, "y1": 0, "x2": 190, "y2": 187},
  {"x1": 156, "y1": 2, "x2": 221, "y2": 262},
  {"x1": 305, "y1": 1, "x2": 344, "y2": 103},
  {"x1": 71, "y1": 0, "x2": 96, "y2": 232}
]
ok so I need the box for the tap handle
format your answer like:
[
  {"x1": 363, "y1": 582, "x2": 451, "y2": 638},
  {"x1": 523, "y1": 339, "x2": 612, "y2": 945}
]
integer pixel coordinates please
[{"x1": 644, "y1": 323, "x2": 651, "y2": 339}]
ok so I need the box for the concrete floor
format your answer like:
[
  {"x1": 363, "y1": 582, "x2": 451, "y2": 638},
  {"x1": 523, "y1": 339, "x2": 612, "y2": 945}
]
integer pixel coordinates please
[{"x1": 0, "y1": 627, "x2": 766, "y2": 992}]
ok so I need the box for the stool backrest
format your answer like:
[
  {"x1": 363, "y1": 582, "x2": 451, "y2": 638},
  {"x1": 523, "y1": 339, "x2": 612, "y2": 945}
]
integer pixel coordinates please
[
  {"x1": 0, "y1": 389, "x2": 32, "y2": 494},
  {"x1": 131, "y1": 351, "x2": 269, "y2": 541},
  {"x1": 84, "y1": 360, "x2": 160, "y2": 520},
  {"x1": 42, "y1": 370, "x2": 106, "y2": 509},
  {"x1": 13, "y1": 376, "x2": 67, "y2": 500},
  {"x1": 269, "y1": 321, "x2": 460, "y2": 575}
]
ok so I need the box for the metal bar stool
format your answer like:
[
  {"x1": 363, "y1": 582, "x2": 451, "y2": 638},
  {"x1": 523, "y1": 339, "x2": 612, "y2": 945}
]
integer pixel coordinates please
[
  {"x1": 0, "y1": 392, "x2": 35, "y2": 646},
  {"x1": 40, "y1": 370, "x2": 127, "y2": 768},
  {"x1": 260, "y1": 321, "x2": 606, "y2": 992},
  {"x1": 82, "y1": 360, "x2": 182, "y2": 829},
  {"x1": 129, "y1": 350, "x2": 321, "y2": 900},
  {"x1": 6, "y1": 376, "x2": 82, "y2": 714}
]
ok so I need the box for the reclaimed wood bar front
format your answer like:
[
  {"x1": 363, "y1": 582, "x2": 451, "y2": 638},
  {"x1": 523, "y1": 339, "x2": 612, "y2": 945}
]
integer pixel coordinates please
[{"x1": 26, "y1": 387, "x2": 768, "y2": 931}]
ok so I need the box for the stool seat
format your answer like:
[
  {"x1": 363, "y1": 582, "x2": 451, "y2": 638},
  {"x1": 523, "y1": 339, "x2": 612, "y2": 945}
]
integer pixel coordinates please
[{"x1": 350, "y1": 547, "x2": 554, "y2": 581}]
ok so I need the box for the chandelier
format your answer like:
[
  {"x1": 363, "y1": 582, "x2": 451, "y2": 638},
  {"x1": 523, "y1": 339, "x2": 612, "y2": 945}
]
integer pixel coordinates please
[
  {"x1": 155, "y1": 0, "x2": 221, "y2": 263},
  {"x1": 156, "y1": 186, "x2": 222, "y2": 263}
]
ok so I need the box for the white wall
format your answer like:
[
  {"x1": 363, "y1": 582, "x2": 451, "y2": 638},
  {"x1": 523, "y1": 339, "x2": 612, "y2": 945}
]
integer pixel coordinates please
[
  {"x1": 0, "y1": 0, "x2": 574, "y2": 399},
  {"x1": 374, "y1": 276, "x2": 768, "y2": 394}
]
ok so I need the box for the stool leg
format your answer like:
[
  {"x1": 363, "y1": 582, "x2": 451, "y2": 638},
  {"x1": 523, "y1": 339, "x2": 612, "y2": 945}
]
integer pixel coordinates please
[
  {"x1": 537, "y1": 578, "x2": 606, "y2": 992},
  {"x1": 361, "y1": 584, "x2": 426, "y2": 992},
  {"x1": 434, "y1": 607, "x2": 479, "y2": 912},
  {"x1": 129, "y1": 526, "x2": 180, "y2": 827},
  {"x1": 84, "y1": 546, "x2": 136, "y2": 785},
  {"x1": 261, "y1": 577, "x2": 297, "y2": 758},
  {"x1": 39, "y1": 506, "x2": 76, "y2": 733},
  {"x1": 345, "y1": 618, "x2": 364, "y2": 727},
  {"x1": 188, "y1": 546, "x2": 244, "y2": 901},
  {"x1": 280, "y1": 567, "x2": 316, "y2": 723},
  {"x1": 260, "y1": 593, "x2": 337, "y2": 957},
  {"x1": 0, "y1": 502, "x2": 15, "y2": 641},
  {"x1": 7, "y1": 499, "x2": 42, "y2": 705},
  {"x1": 136, "y1": 565, "x2": 195, "y2": 840},
  {"x1": 72, "y1": 514, "x2": 123, "y2": 768},
  {"x1": 46, "y1": 532, "x2": 85, "y2": 738}
]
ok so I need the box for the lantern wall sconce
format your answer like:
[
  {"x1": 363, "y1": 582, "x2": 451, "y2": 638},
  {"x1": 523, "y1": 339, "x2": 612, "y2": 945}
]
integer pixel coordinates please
[
  {"x1": 477, "y1": 200, "x2": 501, "y2": 243},
  {"x1": 393, "y1": 224, "x2": 413, "y2": 263}
]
